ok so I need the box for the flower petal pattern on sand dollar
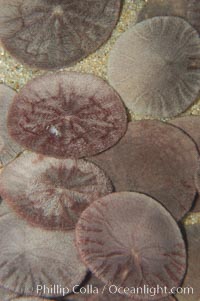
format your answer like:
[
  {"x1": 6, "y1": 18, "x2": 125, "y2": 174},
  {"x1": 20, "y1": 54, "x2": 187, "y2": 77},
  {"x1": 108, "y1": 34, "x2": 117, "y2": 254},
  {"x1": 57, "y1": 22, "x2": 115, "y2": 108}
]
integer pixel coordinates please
[
  {"x1": 0, "y1": 153, "x2": 113, "y2": 230},
  {"x1": 76, "y1": 192, "x2": 186, "y2": 300},
  {"x1": 108, "y1": 17, "x2": 200, "y2": 118},
  {"x1": 0, "y1": 0, "x2": 121, "y2": 69},
  {"x1": 7, "y1": 72, "x2": 127, "y2": 158},
  {"x1": 0, "y1": 202, "x2": 87, "y2": 297}
]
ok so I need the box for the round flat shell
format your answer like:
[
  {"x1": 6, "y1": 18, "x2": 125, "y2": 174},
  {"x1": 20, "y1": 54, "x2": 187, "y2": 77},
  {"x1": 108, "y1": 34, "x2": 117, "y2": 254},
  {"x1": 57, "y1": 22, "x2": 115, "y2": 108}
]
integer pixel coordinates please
[
  {"x1": 108, "y1": 17, "x2": 200, "y2": 118},
  {"x1": 137, "y1": 0, "x2": 187, "y2": 23},
  {"x1": 0, "y1": 84, "x2": 23, "y2": 167},
  {"x1": 88, "y1": 120, "x2": 199, "y2": 220},
  {"x1": 0, "y1": 0, "x2": 121, "y2": 69},
  {"x1": 177, "y1": 223, "x2": 200, "y2": 301},
  {"x1": 76, "y1": 192, "x2": 186, "y2": 300},
  {"x1": 169, "y1": 115, "x2": 200, "y2": 212},
  {"x1": 0, "y1": 152, "x2": 113, "y2": 230},
  {"x1": 169, "y1": 116, "x2": 200, "y2": 152},
  {"x1": 7, "y1": 72, "x2": 127, "y2": 158},
  {"x1": 0, "y1": 202, "x2": 87, "y2": 297}
]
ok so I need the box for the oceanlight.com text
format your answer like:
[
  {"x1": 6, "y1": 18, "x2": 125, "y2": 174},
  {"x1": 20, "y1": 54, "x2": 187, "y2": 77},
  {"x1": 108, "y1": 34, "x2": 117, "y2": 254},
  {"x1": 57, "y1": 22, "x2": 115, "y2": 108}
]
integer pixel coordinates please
[{"x1": 36, "y1": 284, "x2": 194, "y2": 297}]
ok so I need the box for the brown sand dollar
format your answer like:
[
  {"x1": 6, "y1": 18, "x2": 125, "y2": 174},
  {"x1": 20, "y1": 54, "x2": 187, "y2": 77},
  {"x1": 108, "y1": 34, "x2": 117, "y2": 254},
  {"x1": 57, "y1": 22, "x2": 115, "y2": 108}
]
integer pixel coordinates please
[
  {"x1": 137, "y1": 0, "x2": 187, "y2": 23},
  {"x1": 169, "y1": 115, "x2": 200, "y2": 212},
  {"x1": 177, "y1": 223, "x2": 200, "y2": 301},
  {"x1": 76, "y1": 192, "x2": 186, "y2": 300},
  {"x1": 0, "y1": 202, "x2": 87, "y2": 297},
  {"x1": 88, "y1": 120, "x2": 199, "y2": 220},
  {"x1": 169, "y1": 116, "x2": 200, "y2": 152},
  {"x1": 7, "y1": 72, "x2": 127, "y2": 158},
  {"x1": 137, "y1": 0, "x2": 200, "y2": 36},
  {"x1": 108, "y1": 17, "x2": 200, "y2": 118},
  {"x1": 0, "y1": 84, "x2": 23, "y2": 166},
  {"x1": 0, "y1": 0, "x2": 121, "y2": 69},
  {"x1": 0, "y1": 152, "x2": 113, "y2": 230}
]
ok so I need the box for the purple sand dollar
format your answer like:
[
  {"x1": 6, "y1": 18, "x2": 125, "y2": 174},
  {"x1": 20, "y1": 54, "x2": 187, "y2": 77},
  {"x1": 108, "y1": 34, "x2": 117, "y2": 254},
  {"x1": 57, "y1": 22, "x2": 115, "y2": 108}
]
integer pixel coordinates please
[
  {"x1": 76, "y1": 192, "x2": 186, "y2": 300},
  {"x1": 169, "y1": 115, "x2": 200, "y2": 213},
  {"x1": 7, "y1": 72, "x2": 127, "y2": 159},
  {"x1": 88, "y1": 120, "x2": 199, "y2": 220},
  {"x1": 0, "y1": 152, "x2": 113, "y2": 230}
]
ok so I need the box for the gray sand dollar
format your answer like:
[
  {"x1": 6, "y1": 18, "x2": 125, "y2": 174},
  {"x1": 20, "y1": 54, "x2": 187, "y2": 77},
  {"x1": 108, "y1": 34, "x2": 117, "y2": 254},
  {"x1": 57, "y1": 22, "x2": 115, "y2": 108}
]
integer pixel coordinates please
[{"x1": 108, "y1": 17, "x2": 200, "y2": 118}]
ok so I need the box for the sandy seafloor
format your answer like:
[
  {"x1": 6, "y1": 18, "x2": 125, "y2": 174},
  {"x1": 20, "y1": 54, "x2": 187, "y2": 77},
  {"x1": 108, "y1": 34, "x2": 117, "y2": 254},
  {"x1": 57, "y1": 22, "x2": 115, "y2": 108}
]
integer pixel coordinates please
[{"x1": 0, "y1": 0, "x2": 199, "y2": 226}]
